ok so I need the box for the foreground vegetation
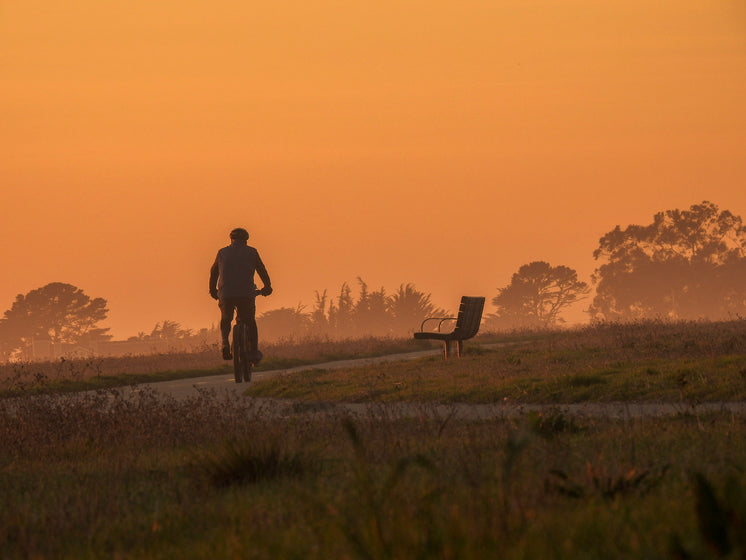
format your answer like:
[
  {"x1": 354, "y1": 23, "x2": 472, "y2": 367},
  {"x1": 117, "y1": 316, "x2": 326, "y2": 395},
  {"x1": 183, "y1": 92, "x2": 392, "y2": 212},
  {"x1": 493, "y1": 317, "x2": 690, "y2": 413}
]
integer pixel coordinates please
[
  {"x1": 1, "y1": 320, "x2": 745, "y2": 558},
  {"x1": 2, "y1": 387, "x2": 745, "y2": 559}
]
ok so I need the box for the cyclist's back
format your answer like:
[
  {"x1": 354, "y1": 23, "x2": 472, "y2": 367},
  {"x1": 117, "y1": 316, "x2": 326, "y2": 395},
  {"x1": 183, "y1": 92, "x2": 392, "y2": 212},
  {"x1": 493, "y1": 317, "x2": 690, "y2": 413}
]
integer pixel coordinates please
[
  {"x1": 209, "y1": 228, "x2": 272, "y2": 360},
  {"x1": 212, "y1": 242, "x2": 265, "y2": 299}
]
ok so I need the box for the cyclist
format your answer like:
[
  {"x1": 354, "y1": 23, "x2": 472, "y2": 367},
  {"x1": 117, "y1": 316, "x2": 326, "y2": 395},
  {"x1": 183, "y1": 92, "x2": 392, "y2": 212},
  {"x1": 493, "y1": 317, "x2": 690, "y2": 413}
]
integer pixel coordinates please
[{"x1": 209, "y1": 227, "x2": 272, "y2": 361}]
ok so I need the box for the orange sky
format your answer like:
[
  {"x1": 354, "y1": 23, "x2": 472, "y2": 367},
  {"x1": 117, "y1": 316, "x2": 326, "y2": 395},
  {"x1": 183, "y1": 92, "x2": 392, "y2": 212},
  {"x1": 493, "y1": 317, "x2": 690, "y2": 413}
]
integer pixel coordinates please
[{"x1": 2, "y1": 1, "x2": 745, "y2": 338}]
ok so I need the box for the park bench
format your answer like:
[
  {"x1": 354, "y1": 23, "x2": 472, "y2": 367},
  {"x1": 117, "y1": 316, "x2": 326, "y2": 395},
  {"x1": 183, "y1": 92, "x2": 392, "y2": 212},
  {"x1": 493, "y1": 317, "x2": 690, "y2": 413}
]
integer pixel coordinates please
[{"x1": 413, "y1": 296, "x2": 485, "y2": 358}]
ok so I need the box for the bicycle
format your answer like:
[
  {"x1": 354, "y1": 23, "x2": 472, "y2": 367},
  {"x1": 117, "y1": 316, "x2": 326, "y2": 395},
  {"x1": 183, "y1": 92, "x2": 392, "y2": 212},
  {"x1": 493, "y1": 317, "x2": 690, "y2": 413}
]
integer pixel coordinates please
[{"x1": 231, "y1": 289, "x2": 264, "y2": 384}]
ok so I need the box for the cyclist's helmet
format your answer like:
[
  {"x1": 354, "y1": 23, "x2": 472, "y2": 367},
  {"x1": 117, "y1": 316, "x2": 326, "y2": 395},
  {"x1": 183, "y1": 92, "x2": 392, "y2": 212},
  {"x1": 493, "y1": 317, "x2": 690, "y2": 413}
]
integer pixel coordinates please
[{"x1": 229, "y1": 227, "x2": 249, "y2": 241}]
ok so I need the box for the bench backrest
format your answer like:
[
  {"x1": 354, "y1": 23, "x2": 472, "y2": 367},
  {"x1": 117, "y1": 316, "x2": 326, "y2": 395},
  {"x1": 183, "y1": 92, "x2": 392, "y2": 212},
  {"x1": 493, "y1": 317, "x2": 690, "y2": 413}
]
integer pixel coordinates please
[{"x1": 452, "y1": 296, "x2": 485, "y2": 340}]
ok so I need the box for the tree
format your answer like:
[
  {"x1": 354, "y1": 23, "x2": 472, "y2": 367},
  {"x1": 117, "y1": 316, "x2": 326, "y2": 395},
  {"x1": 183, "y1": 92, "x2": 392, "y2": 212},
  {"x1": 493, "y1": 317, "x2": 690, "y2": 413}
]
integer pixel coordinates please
[
  {"x1": 487, "y1": 261, "x2": 590, "y2": 329},
  {"x1": 147, "y1": 320, "x2": 192, "y2": 340},
  {"x1": 0, "y1": 282, "x2": 111, "y2": 359},
  {"x1": 305, "y1": 280, "x2": 443, "y2": 338},
  {"x1": 590, "y1": 201, "x2": 746, "y2": 320},
  {"x1": 309, "y1": 290, "x2": 331, "y2": 336},
  {"x1": 257, "y1": 305, "x2": 311, "y2": 341},
  {"x1": 352, "y1": 278, "x2": 390, "y2": 337},
  {"x1": 328, "y1": 282, "x2": 355, "y2": 336},
  {"x1": 387, "y1": 283, "x2": 445, "y2": 336}
]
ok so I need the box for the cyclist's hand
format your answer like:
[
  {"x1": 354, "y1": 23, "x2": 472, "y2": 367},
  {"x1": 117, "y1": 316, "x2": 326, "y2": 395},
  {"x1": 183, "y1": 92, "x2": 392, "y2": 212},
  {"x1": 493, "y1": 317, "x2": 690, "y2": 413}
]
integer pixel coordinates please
[
  {"x1": 210, "y1": 289, "x2": 219, "y2": 300},
  {"x1": 260, "y1": 286, "x2": 273, "y2": 296}
]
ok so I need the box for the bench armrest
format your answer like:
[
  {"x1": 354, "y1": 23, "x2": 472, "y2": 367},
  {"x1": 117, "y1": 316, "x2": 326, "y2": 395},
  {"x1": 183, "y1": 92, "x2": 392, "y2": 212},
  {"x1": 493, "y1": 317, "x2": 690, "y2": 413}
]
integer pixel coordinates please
[{"x1": 419, "y1": 317, "x2": 457, "y2": 332}]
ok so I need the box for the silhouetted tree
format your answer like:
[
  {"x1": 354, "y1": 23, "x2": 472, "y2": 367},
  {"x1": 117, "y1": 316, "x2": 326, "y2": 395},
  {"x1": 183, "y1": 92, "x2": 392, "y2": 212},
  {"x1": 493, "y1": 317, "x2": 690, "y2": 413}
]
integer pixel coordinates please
[
  {"x1": 303, "y1": 280, "x2": 442, "y2": 338},
  {"x1": 487, "y1": 261, "x2": 590, "y2": 329},
  {"x1": 257, "y1": 305, "x2": 311, "y2": 341},
  {"x1": 0, "y1": 321, "x2": 17, "y2": 362},
  {"x1": 310, "y1": 290, "x2": 331, "y2": 335},
  {"x1": 328, "y1": 282, "x2": 355, "y2": 335},
  {"x1": 0, "y1": 282, "x2": 111, "y2": 359},
  {"x1": 127, "y1": 331, "x2": 149, "y2": 342},
  {"x1": 387, "y1": 283, "x2": 445, "y2": 335},
  {"x1": 353, "y1": 278, "x2": 390, "y2": 336},
  {"x1": 148, "y1": 320, "x2": 192, "y2": 340},
  {"x1": 590, "y1": 201, "x2": 746, "y2": 320}
]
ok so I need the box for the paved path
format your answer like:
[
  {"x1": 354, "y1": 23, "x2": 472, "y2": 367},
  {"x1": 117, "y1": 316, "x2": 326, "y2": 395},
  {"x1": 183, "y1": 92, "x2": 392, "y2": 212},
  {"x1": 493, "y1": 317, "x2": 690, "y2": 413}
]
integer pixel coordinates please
[
  {"x1": 120, "y1": 345, "x2": 746, "y2": 419},
  {"x1": 124, "y1": 347, "x2": 447, "y2": 400}
]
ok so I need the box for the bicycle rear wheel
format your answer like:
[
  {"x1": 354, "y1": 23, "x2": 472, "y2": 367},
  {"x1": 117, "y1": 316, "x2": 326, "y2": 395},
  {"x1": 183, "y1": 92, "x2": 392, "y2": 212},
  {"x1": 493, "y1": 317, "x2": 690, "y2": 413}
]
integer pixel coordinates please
[{"x1": 232, "y1": 323, "x2": 251, "y2": 383}]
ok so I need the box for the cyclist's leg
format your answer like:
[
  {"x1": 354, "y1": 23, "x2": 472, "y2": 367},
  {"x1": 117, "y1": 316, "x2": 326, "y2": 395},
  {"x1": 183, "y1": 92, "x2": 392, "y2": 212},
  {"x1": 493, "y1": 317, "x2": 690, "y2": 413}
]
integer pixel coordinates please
[
  {"x1": 235, "y1": 298, "x2": 261, "y2": 364},
  {"x1": 248, "y1": 318, "x2": 262, "y2": 364},
  {"x1": 219, "y1": 299, "x2": 236, "y2": 359}
]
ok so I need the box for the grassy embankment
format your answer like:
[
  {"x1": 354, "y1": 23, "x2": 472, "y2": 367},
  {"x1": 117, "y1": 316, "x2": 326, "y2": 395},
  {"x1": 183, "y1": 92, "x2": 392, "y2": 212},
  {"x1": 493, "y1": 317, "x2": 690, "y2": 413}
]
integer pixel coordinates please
[
  {"x1": 247, "y1": 319, "x2": 746, "y2": 404},
  {"x1": 0, "y1": 335, "x2": 457, "y2": 397},
  {"x1": 1, "y1": 320, "x2": 746, "y2": 558}
]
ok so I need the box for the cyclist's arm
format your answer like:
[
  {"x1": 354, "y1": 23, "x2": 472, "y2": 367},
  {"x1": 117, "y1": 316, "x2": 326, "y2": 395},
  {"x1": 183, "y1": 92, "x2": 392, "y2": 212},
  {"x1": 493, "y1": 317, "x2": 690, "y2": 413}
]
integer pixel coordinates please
[
  {"x1": 255, "y1": 254, "x2": 271, "y2": 292},
  {"x1": 209, "y1": 254, "x2": 220, "y2": 298}
]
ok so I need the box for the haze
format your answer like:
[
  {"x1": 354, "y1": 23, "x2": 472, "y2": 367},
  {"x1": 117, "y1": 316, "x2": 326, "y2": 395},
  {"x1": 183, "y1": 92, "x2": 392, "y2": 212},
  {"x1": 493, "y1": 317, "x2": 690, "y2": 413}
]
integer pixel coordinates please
[{"x1": 2, "y1": 1, "x2": 745, "y2": 338}]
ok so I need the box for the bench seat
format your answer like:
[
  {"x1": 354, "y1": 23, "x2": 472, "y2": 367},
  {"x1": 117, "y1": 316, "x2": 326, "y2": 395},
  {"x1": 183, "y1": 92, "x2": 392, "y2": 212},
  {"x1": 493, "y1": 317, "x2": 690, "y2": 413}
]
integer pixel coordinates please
[{"x1": 413, "y1": 296, "x2": 485, "y2": 358}]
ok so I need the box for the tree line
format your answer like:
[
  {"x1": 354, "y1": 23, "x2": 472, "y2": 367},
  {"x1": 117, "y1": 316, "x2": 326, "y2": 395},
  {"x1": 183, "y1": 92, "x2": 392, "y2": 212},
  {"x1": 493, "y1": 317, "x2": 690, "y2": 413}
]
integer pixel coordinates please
[
  {"x1": 487, "y1": 200, "x2": 746, "y2": 327},
  {"x1": 2, "y1": 200, "x2": 745, "y2": 360},
  {"x1": 257, "y1": 281, "x2": 445, "y2": 341}
]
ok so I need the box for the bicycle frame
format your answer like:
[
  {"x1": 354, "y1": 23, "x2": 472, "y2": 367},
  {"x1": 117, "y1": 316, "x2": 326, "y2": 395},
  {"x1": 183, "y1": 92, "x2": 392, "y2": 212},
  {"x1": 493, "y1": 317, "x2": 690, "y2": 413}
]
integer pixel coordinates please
[{"x1": 231, "y1": 289, "x2": 264, "y2": 383}]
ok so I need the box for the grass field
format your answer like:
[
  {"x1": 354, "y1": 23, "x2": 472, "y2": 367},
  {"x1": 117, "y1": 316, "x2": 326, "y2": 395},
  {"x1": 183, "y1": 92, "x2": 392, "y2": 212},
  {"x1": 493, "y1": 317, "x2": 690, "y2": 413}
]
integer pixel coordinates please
[
  {"x1": 248, "y1": 319, "x2": 746, "y2": 405},
  {"x1": 0, "y1": 335, "x2": 442, "y2": 396},
  {"x1": 1, "y1": 320, "x2": 745, "y2": 559}
]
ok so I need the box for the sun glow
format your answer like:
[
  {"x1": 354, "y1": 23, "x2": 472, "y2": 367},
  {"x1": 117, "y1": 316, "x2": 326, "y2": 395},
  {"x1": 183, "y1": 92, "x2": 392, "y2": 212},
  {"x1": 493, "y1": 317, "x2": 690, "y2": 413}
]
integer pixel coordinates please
[{"x1": 1, "y1": 0, "x2": 744, "y2": 338}]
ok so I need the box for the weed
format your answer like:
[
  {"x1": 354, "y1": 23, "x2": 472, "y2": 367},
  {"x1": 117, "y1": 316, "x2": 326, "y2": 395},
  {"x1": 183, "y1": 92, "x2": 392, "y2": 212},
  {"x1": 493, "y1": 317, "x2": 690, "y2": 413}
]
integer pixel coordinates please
[
  {"x1": 528, "y1": 409, "x2": 584, "y2": 439},
  {"x1": 198, "y1": 437, "x2": 313, "y2": 488},
  {"x1": 546, "y1": 462, "x2": 670, "y2": 501},
  {"x1": 670, "y1": 472, "x2": 746, "y2": 559},
  {"x1": 341, "y1": 418, "x2": 438, "y2": 552},
  {"x1": 566, "y1": 373, "x2": 607, "y2": 387}
]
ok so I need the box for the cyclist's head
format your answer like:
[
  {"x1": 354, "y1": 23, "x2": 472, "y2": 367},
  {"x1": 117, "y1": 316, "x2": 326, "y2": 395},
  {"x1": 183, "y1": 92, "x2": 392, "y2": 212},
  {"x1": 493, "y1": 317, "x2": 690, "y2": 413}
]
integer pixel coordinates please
[{"x1": 229, "y1": 228, "x2": 249, "y2": 242}]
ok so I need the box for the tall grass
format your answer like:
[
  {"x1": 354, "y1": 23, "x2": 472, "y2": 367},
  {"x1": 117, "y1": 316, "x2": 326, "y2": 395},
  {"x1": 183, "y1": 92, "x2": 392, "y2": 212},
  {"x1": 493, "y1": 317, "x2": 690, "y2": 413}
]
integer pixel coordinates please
[{"x1": 1, "y1": 386, "x2": 745, "y2": 558}]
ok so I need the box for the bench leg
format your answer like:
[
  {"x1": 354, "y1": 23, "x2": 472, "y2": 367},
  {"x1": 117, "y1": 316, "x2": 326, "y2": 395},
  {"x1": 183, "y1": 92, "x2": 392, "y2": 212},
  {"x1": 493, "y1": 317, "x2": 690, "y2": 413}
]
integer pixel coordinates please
[{"x1": 442, "y1": 341, "x2": 464, "y2": 359}]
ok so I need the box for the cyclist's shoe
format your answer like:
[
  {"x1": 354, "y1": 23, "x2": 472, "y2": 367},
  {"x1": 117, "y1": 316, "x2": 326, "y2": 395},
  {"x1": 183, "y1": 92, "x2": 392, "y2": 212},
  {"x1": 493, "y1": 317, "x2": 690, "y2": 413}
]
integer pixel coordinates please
[
  {"x1": 251, "y1": 350, "x2": 263, "y2": 366},
  {"x1": 222, "y1": 344, "x2": 232, "y2": 360}
]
